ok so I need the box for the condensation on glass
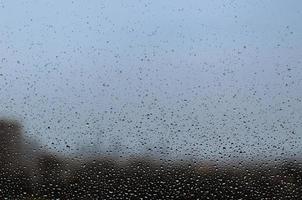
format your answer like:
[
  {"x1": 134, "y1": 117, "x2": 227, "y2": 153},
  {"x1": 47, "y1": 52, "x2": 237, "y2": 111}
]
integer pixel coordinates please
[{"x1": 0, "y1": 0, "x2": 301, "y2": 199}]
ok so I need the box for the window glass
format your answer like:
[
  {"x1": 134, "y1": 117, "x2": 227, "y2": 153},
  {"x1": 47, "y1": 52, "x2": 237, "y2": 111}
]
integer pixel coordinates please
[{"x1": 0, "y1": 0, "x2": 301, "y2": 199}]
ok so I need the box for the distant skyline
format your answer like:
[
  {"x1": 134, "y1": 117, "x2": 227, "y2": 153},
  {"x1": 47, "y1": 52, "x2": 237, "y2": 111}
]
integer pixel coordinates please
[{"x1": 0, "y1": 0, "x2": 301, "y2": 161}]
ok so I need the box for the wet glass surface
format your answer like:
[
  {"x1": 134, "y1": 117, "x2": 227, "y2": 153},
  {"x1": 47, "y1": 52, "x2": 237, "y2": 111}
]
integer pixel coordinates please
[{"x1": 0, "y1": 0, "x2": 302, "y2": 199}]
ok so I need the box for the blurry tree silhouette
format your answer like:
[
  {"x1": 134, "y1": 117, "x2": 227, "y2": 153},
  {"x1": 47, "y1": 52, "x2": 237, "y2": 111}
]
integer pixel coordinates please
[
  {"x1": 0, "y1": 118, "x2": 302, "y2": 199},
  {"x1": 0, "y1": 119, "x2": 32, "y2": 198}
]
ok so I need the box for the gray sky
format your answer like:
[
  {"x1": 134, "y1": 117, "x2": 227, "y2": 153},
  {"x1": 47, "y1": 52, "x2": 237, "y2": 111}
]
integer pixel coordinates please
[{"x1": 0, "y1": 0, "x2": 302, "y2": 162}]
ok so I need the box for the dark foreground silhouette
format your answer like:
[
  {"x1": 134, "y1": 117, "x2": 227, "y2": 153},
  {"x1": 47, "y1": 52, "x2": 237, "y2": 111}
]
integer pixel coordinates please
[{"x1": 0, "y1": 119, "x2": 301, "y2": 199}]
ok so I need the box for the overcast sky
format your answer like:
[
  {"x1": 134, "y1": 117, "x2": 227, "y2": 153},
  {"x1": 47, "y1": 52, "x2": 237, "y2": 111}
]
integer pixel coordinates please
[{"x1": 0, "y1": 0, "x2": 302, "y2": 162}]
